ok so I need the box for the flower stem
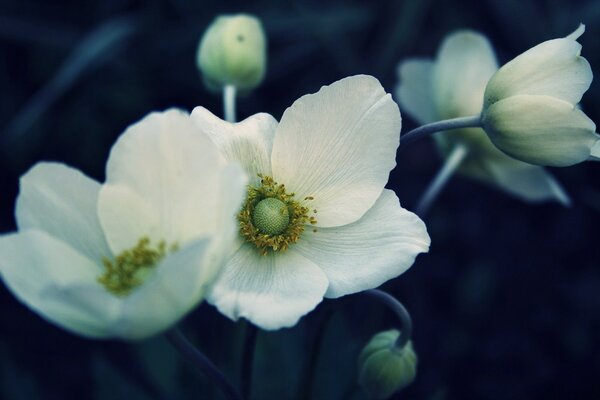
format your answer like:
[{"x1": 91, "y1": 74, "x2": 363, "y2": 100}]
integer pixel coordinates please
[
  {"x1": 416, "y1": 144, "x2": 469, "y2": 216},
  {"x1": 166, "y1": 327, "x2": 242, "y2": 400},
  {"x1": 364, "y1": 289, "x2": 412, "y2": 349},
  {"x1": 223, "y1": 84, "x2": 237, "y2": 122},
  {"x1": 241, "y1": 323, "x2": 258, "y2": 400},
  {"x1": 400, "y1": 115, "x2": 481, "y2": 146}
]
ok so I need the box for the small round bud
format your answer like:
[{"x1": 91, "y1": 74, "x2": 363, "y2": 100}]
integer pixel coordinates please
[
  {"x1": 358, "y1": 330, "x2": 417, "y2": 399},
  {"x1": 196, "y1": 14, "x2": 267, "y2": 92}
]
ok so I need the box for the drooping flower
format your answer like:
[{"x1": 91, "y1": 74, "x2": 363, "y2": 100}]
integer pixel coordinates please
[
  {"x1": 191, "y1": 75, "x2": 430, "y2": 330},
  {"x1": 397, "y1": 30, "x2": 570, "y2": 204},
  {"x1": 481, "y1": 24, "x2": 600, "y2": 167},
  {"x1": 358, "y1": 330, "x2": 417, "y2": 399},
  {"x1": 0, "y1": 110, "x2": 246, "y2": 340}
]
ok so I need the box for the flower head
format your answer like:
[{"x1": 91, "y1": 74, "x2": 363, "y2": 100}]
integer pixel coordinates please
[
  {"x1": 0, "y1": 110, "x2": 246, "y2": 340},
  {"x1": 192, "y1": 75, "x2": 430, "y2": 330},
  {"x1": 397, "y1": 31, "x2": 570, "y2": 204},
  {"x1": 481, "y1": 24, "x2": 600, "y2": 167}
]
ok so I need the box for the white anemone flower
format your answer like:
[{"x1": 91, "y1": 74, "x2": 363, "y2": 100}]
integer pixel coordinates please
[
  {"x1": 398, "y1": 30, "x2": 570, "y2": 204},
  {"x1": 191, "y1": 75, "x2": 430, "y2": 330},
  {"x1": 482, "y1": 24, "x2": 600, "y2": 167},
  {"x1": 0, "y1": 110, "x2": 246, "y2": 340}
]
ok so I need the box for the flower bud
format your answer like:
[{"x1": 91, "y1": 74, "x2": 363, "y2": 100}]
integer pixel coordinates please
[
  {"x1": 481, "y1": 24, "x2": 600, "y2": 167},
  {"x1": 196, "y1": 14, "x2": 266, "y2": 92},
  {"x1": 358, "y1": 330, "x2": 417, "y2": 399}
]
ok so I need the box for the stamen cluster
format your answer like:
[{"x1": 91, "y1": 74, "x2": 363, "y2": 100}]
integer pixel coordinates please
[
  {"x1": 238, "y1": 174, "x2": 317, "y2": 255},
  {"x1": 98, "y1": 237, "x2": 177, "y2": 296}
]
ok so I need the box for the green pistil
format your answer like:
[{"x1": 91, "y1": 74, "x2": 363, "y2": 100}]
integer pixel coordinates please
[
  {"x1": 98, "y1": 237, "x2": 176, "y2": 297},
  {"x1": 252, "y1": 197, "x2": 290, "y2": 235},
  {"x1": 238, "y1": 174, "x2": 317, "y2": 255}
]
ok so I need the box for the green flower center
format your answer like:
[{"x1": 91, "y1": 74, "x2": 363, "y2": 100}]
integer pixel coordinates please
[
  {"x1": 252, "y1": 197, "x2": 290, "y2": 235},
  {"x1": 238, "y1": 174, "x2": 317, "y2": 255},
  {"x1": 98, "y1": 237, "x2": 178, "y2": 297}
]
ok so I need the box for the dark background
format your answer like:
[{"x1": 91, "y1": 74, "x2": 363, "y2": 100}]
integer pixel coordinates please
[{"x1": 1, "y1": 1, "x2": 600, "y2": 399}]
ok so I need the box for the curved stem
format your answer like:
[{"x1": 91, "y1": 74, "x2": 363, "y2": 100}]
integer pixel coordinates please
[
  {"x1": 364, "y1": 289, "x2": 412, "y2": 349},
  {"x1": 223, "y1": 84, "x2": 237, "y2": 122},
  {"x1": 416, "y1": 144, "x2": 469, "y2": 216},
  {"x1": 166, "y1": 328, "x2": 242, "y2": 400},
  {"x1": 400, "y1": 115, "x2": 481, "y2": 146},
  {"x1": 241, "y1": 323, "x2": 258, "y2": 400}
]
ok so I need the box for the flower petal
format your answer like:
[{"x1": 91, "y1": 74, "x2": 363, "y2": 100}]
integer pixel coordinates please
[
  {"x1": 483, "y1": 94, "x2": 599, "y2": 166},
  {"x1": 295, "y1": 190, "x2": 430, "y2": 298},
  {"x1": 395, "y1": 59, "x2": 436, "y2": 124},
  {"x1": 15, "y1": 162, "x2": 111, "y2": 262},
  {"x1": 191, "y1": 106, "x2": 278, "y2": 184},
  {"x1": 110, "y1": 238, "x2": 213, "y2": 340},
  {"x1": 208, "y1": 244, "x2": 329, "y2": 330},
  {"x1": 271, "y1": 75, "x2": 401, "y2": 227},
  {"x1": 99, "y1": 109, "x2": 237, "y2": 254},
  {"x1": 483, "y1": 158, "x2": 570, "y2": 205},
  {"x1": 432, "y1": 30, "x2": 498, "y2": 118},
  {"x1": 484, "y1": 26, "x2": 592, "y2": 107},
  {"x1": 0, "y1": 230, "x2": 119, "y2": 338}
]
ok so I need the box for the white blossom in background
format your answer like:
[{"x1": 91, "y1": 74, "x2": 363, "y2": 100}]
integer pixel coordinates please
[
  {"x1": 192, "y1": 75, "x2": 430, "y2": 330},
  {"x1": 482, "y1": 24, "x2": 600, "y2": 167},
  {"x1": 397, "y1": 30, "x2": 570, "y2": 205},
  {"x1": 0, "y1": 110, "x2": 246, "y2": 340}
]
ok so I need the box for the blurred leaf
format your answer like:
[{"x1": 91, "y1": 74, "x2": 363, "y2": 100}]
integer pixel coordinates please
[{"x1": 2, "y1": 16, "x2": 137, "y2": 160}]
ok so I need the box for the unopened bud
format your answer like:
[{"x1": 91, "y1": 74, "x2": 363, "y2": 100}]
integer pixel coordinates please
[
  {"x1": 196, "y1": 14, "x2": 267, "y2": 92},
  {"x1": 358, "y1": 330, "x2": 417, "y2": 399}
]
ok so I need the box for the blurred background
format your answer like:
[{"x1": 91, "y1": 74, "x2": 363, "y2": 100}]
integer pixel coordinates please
[{"x1": 1, "y1": 0, "x2": 600, "y2": 399}]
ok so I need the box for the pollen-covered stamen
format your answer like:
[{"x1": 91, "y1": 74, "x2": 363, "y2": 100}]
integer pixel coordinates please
[
  {"x1": 239, "y1": 174, "x2": 317, "y2": 255},
  {"x1": 98, "y1": 237, "x2": 178, "y2": 297}
]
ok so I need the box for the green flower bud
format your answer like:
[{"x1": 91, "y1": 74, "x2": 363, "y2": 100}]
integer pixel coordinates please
[
  {"x1": 358, "y1": 330, "x2": 417, "y2": 399},
  {"x1": 196, "y1": 14, "x2": 267, "y2": 92}
]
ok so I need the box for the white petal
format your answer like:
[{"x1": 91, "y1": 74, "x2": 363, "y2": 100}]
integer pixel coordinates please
[
  {"x1": 294, "y1": 190, "x2": 429, "y2": 298},
  {"x1": 483, "y1": 158, "x2": 570, "y2": 205},
  {"x1": 483, "y1": 95, "x2": 599, "y2": 167},
  {"x1": 191, "y1": 106, "x2": 278, "y2": 184},
  {"x1": 208, "y1": 244, "x2": 329, "y2": 330},
  {"x1": 111, "y1": 238, "x2": 213, "y2": 340},
  {"x1": 396, "y1": 59, "x2": 437, "y2": 124},
  {"x1": 271, "y1": 75, "x2": 401, "y2": 227},
  {"x1": 433, "y1": 30, "x2": 498, "y2": 118},
  {"x1": 99, "y1": 109, "x2": 231, "y2": 253},
  {"x1": 0, "y1": 230, "x2": 119, "y2": 338},
  {"x1": 484, "y1": 29, "x2": 592, "y2": 107},
  {"x1": 16, "y1": 162, "x2": 111, "y2": 262}
]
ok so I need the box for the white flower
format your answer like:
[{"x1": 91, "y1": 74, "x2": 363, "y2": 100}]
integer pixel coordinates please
[
  {"x1": 397, "y1": 30, "x2": 570, "y2": 204},
  {"x1": 0, "y1": 110, "x2": 246, "y2": 340},
  {"x1": 191, "y1": 75, "x2": 430, "y2": 330},
  {"x1": 481, "y1": 24, "x2": 600, "y2": 167}
]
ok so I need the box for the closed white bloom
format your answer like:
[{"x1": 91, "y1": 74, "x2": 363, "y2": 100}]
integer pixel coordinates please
[
  {"x1": 481, "y1": 24, "x2": 600, "y2": 167},
  {"x1": 397, "y1": 31, "x2": 569, "y2": 204},
  {"x1": 0, "y1": 110, "x2": 247, "y2": 340},
  {"x1": 191, "y1": 75, "x2": 430, "y2": 330}
]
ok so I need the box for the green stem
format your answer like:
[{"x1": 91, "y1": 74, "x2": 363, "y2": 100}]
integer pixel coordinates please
[
  {"x1": 223, "y1": 84, "x2": 237, "y2": 122},
  {"x1": 166, "y1": 327, "x2": 241, "y2": 400},
  {"x1": 416, "y1": 144, "x2": 468, "y2": 216},
  {"x1": 400, "y1": 115, "x2": 481, "y2": 146},
  {"x1": 364, "y1": 289, "x2": 412, "y2": 348},
  {"x1": 241, "y1": 323, "x2": 258, "y2": 400},
  {"x1": 297, "y1": 307, "x2": 335, "y2": 400}
]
